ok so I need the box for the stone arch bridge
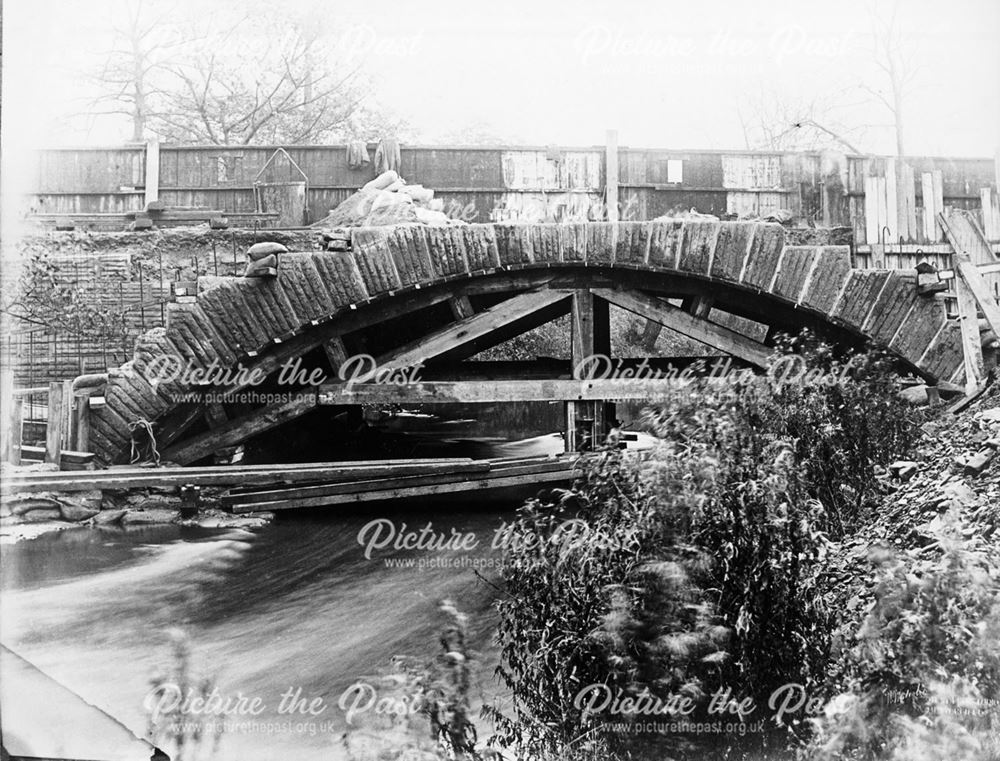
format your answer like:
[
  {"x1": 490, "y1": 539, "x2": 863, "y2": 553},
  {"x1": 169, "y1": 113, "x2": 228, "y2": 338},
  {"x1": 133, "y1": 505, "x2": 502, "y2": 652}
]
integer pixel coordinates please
[{"x1": 82, "y1": 219, "x2": 967, "y2": 465}]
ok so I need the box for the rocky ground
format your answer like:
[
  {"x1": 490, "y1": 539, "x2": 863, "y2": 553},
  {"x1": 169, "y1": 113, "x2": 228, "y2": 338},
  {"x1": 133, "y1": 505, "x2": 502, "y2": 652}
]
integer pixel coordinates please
[
  {"x1": 822, "y1": 382, "x2": 1000, "y2": 618},
  {"x1": 0, "y1": 479, "x2": 274, "y2": 544}
]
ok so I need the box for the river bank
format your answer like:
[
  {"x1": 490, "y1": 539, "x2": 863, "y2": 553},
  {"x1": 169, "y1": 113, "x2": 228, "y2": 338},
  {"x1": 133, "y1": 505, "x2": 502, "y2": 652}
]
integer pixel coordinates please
[{"x1": 0, "y1": 479, "x2": 275, "y2": 544}]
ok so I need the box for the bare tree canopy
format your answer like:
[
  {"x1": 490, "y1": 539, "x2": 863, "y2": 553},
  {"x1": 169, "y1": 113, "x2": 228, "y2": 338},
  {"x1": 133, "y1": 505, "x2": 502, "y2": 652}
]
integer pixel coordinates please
[
  {"x1": 737, "y1": 0, "x2": 915, "y2": 157},
  {"x1": 88, "y1": 1, "x2": 406, "y2": 144}
]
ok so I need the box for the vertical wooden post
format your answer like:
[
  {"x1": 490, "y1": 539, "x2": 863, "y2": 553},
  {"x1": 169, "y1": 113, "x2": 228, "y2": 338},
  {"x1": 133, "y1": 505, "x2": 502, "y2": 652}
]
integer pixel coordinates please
[
  {"x1": 920, "y1": 172, "x2": 935, "y2": 243},
  {"x1": 73, "y1": 394, "x2": 91, "y2": 452},
  {"x1": 62, "y1": 379, "x2": 74, "y2": 448},
  {"x1": 931, "y1": 170, "x2": 944, "y2": 242},
  {"x1": 955, "y1": 272, "x2": 985, "y2": 395},
  {"x1": 605, "y1": 129, "x2": 619, "y2": 223},
  {"x1": 0, "y1": 370, "x2": 17, "y2": 464},
  {"x1": 10, "y1": 397, "x2": 23, "y2": 465},
  {"x1": 885, "y1": 158, "x2": 898, "y2": 242},
  {"x1": 323, "y1": 337, "x2": 350, "y2": 376},
  {"x1": 566, "y1": 290, "x2": 611, "y2": 452},
  {"x1": 45, "y1": 381, "x2": 67, "y2": 466},
  {"x1": 145, "y1": 139, "x2": 160, "y2": 208}
]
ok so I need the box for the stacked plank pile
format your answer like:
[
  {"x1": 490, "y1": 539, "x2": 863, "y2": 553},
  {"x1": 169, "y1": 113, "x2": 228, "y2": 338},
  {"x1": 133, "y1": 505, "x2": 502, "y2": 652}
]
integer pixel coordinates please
[
  {"x1": 127, "y1": 205, "x2": 227, "y2": 230},
  {"x1": 222, "y1": 454, "x2": 578, "y2": 512}
]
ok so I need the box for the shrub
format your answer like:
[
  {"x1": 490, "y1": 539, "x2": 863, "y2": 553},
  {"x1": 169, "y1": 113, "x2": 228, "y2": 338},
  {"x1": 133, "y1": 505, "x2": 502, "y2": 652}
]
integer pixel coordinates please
[
  {"x1": 487, "y1": 343, "x2": 918, "y2": 759},
  {"x1": 805, "y1": 510, "x2": 1000, "y2": 761}
]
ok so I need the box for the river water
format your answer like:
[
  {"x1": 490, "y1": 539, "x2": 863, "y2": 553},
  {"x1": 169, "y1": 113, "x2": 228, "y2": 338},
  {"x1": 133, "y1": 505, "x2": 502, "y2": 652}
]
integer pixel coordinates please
[{"x1": 0, "y1": 406, "x2": 584, "y2": 760}]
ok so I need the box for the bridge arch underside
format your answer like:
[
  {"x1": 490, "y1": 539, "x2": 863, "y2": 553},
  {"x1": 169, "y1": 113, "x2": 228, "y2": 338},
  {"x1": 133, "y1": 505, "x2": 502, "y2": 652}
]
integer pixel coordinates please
[{"x1": 86, "y1": 220, "x2": 965, "y2": 465}]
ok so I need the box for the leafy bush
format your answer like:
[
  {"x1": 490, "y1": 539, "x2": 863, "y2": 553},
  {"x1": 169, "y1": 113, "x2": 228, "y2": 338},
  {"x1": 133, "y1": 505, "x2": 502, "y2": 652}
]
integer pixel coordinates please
[
  {"x1": 763, "y1": 335, "x2": 924, "y2": 537},
  {"x1": 487, "y1": 343, "x2": 920, "y2": 759},
  {"x1": 805, "y1": 510, "x2": 1000, "y2": 761},
  {"x1": 342, "y1": 600, "x2": 483, "y2": 761}
]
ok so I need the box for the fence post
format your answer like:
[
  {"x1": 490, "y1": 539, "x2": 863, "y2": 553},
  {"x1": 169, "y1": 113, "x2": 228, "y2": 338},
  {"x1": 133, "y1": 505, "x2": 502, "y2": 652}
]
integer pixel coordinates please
[
  {"x1": 145, "y1": 139, "x2": 160, "y2": 207},
  {"x1": 73, "y1": 393, "x2": 91, "y2": 452},
  {"x1": 0, "y1": 369, "x2": 21, "y2": 464},
  {"x1": 45, "y1": 381, "x2": 67, "y2": 465},
  {"x1": 605, "y1": 129, "x2": 619, "y2": 223}
]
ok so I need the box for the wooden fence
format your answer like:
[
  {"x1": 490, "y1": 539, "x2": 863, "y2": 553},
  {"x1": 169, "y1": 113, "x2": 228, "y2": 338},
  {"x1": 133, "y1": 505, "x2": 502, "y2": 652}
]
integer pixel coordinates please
[{"x1": 24, "y1": 139, "x2": 1000, "y2": 244}]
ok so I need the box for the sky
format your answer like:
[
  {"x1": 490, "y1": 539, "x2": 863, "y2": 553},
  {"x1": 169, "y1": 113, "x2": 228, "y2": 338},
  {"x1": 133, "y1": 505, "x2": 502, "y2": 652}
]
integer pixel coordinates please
[{"x1": 1, "y1": 0, "x2": 998, "y2": 158}]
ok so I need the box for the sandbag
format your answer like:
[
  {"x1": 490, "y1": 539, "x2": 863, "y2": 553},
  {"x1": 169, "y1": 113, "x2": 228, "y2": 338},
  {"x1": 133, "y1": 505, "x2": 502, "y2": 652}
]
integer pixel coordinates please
[
  {"x1": 244, "y1": 254, "x2": 278, "y2": 276},
  {"x1": 247, "y1": 241, "x2": 288, "y2": 261},
  {"x1": 368, "y1": 189, "x2": 410, "y2": 212},
  {"x1": 362, "y1": 170, "x2": 400, "y2": 192},
  {"x1": 404, "y1": 185, "x2": 434, "y2": 204}
]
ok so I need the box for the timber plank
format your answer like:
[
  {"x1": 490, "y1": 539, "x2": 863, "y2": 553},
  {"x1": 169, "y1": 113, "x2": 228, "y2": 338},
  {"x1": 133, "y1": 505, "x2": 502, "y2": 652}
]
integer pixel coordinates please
[
  {"x1": 863, "y1": 273, "x2": 919, "y2": 344},
  {"x1": 374, "y1": 290, "x2": 571, "y2": 370},
  {"x1": 740, "y1": 223, "x2": 785, "y2": 290},
  {"x1": 614, "y1": 221, "x2": 650, "y2": 265},
  {"x1": 558, "y1": 223, "x2": 587, "y2": 262},
  {"x1": 351, "y1": 228, "x2": 401, "y2": 294},
  {"x1": 830, "y1": 270, "x2": 891, "y2": 329},
  {"x1": 586, "y1": 223, "x2": 616, "y2": 265},
  {"x1": 494, "y1": 225, "x2": 533, "y2": 266},
  {"x1": 222, "y1": 461, "x2": 494, "y2": 505},
  {"x1": 920, "y1": 322, "x2": 966, "y2": 382},
  {"x1": 423, "y1": 227, "x2": 467, "y2": 276},
  {"x1": 386, "y1": 225, "x2": 431, "y2": 286},
  {"x1": 677, "y1": 220, "x2": 720, "y2": 276},
  {"x1": 197, "y1": 284, "x2": 257, "y2": 355},
  {"x1": 229, "y1": 460, "x2": 577, "y2": 511},
  {"x1": 464, "y1": 225, "x2": 501, "y2": 271},
  {"x1": 771, "y1": 246, "x2": 817, "y2": 302},
  {"x1": 709, "y1": 221, "x2": 756, "y2": 282},
  {"x1": 799, "y1": 247, "x2": 852, "y2": 313},
  {"x1": 260, "y1": 273, "x2": 306, "y2": 335},
  {"x1": 594, "y1": 288, "x2": 771, "y2": 367},
  {"x1": 316, "y1": 378, "x2": 742, "y2": 405},
  {"x1": 161, "y1": 392, "x2": 318, "y2": 465},
  {"x1": 313, "y1": 251, "x2": 370, "y2": 305},
  {"x1": 211, "y1": 281, "x2": 274, "y2": 350},
  {"x1": 890, "y1": 299, "x2": 947, "y2": 365},
  {"x1": 277, "y1": 255, "x2": 324, "y2": 323},
  {"x1": 3, "y1": 458, "x2": 483, "y2": 493},
  {"x1": 530, "y1": 224, "x2": 561, "y2": 264}
]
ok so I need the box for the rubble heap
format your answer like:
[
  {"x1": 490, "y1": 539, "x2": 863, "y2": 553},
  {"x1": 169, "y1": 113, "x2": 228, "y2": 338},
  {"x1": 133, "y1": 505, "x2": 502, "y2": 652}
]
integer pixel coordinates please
[
  {"x1": 823, "y1": 382, "x2": 1000, "y2": 613},
  {"x1": 311, "y1": 169, "x2": 463, "y2": 229}
]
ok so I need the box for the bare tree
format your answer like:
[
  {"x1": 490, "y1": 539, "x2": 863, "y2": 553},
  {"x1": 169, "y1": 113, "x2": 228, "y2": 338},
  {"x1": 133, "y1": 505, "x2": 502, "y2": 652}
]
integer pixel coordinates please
[
  {"x1": 87, "y1": 2, "x2": 404, "y2": 145},
  {"x1": 737, "y1": 2, "x2": 917, "y2": 158},
  {"x1": 88, "y1": 0, "x2": 188, "y2": 141},
  {"x1": 737, "y1": 90, "x2": 867, "y2": 154},
  {"x1": 863, "y1": 0, "x2": 919, "y2": 157}
]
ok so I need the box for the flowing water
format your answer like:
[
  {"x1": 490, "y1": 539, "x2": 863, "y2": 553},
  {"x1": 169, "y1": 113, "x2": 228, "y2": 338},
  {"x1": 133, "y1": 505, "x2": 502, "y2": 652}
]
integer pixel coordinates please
[
  {"x1": 2, "y1": 508, "x2": 515, "y2": 760},
  {"x1": 1, "y1": 404, "x2": 581, "y2": 760}
]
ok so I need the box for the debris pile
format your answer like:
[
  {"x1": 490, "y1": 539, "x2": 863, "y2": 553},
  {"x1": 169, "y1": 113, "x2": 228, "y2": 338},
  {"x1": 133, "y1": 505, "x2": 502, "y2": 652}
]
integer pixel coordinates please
[
  {"x1": 822, "y1": 383, "x2": 1000, "y2": 613},
  {"x1": 311, "y1": 170, "x2": 462, "y2": 230}
]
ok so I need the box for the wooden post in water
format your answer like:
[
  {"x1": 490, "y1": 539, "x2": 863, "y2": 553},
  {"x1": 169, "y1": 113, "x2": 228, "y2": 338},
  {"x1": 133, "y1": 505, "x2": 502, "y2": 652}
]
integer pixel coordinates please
[
  {"x1": 566, "y1": 290, "x2": 611, "y2": 452},
  {"x1": 45, "y1": 381, "x2": 67, "y2": 466}
]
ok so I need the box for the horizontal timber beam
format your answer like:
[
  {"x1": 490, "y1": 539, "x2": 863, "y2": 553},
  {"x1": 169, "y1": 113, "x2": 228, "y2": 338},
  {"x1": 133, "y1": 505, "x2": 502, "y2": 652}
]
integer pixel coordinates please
[{"x1": 316, "y1": 377, "x2": 748, "y2": 405}]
